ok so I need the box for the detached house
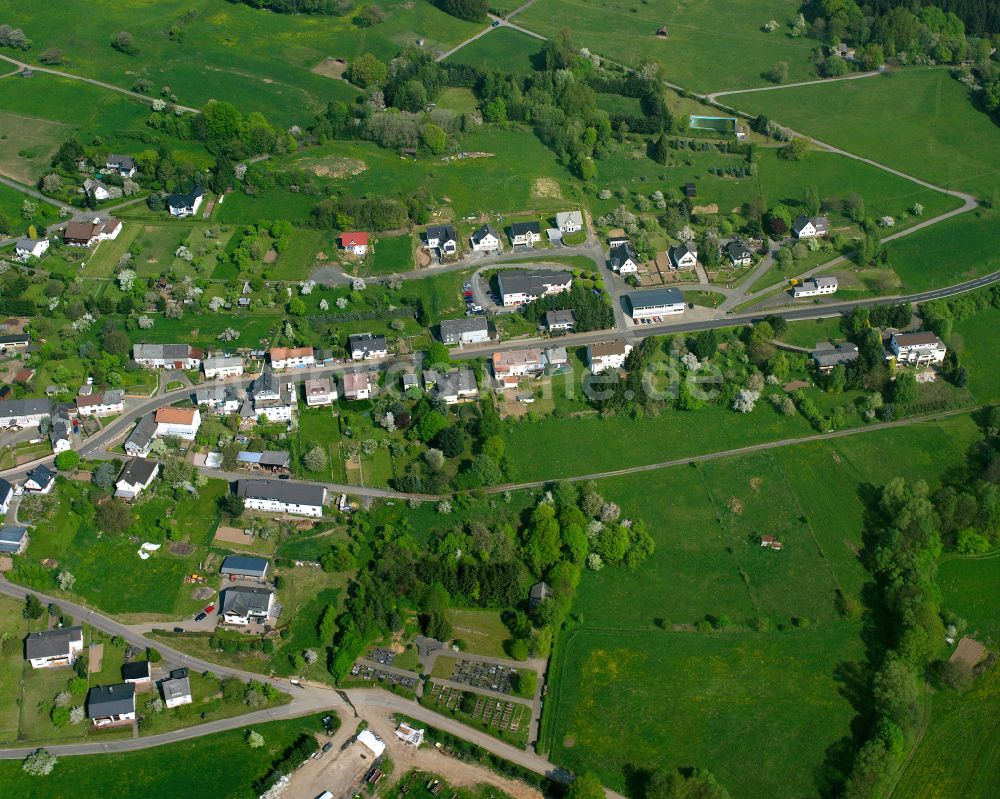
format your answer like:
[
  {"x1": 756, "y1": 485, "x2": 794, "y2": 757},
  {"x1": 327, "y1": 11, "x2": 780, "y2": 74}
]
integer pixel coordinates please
[
  {"x1": 812, "y1": 343, "x2": 860, "y2": 373},
  {"x1": 87, "y1": 683, "x2": 136, "y2": 727},
  {"x1": 25, "y1": 626, "x2": 84, "y2": 669},
  {"x1": 340, "y1": 231, "x2": 369, "y2": 256},
  {"x1": 342, "y1": 371, "x2": 372, "y2": 401},
  {"x1": 15, "y1": 237, "x2": 48, "y2": 261},
  {"x1": 115, "y1": 458, "x2": 160, "y2": 500},
  {"x1": 0, "y1": 478, "x2": 11, "y2": 516},
  {"x1": 792, "y1": 277, "x2": 838, "y2": 298},
  {"x1": 23, "y1": 465, "x2": 56, "y2": 494},
  {"x1": 0, "y1": 398, "x2": 51, "y2": 429},
  {"x1": 236, "y1": 478, "x2": 326, "y2": 517},
  {"x1": 556, "y1": 211, "x2": 583, "y2": 234},
  {"x1": 509, "y1": 221, "x2": 542, "y2": 247},
  {"x1": 545, "y1": 309, "x2": 575, "y2": 332},
  {"x1": 497, "y1": 270, "x2": 573, "y2": 307},
  {"x1": 75, "y1": 389, "x2": 125, "y2": 418},
  {"x1": 251, "y1": 372, "x2": 296, "y2": 422},
  {"x1": 470, "y1": 224, "x2": 502, "y2": 253},
  {"x1": 626, "y1": 288, "x2": 685, "y2": 321},
  {"x1": 269, "y1": 346, "x2": 314, "y2": 370},
  {"x1": 105, "y1": 154, "x2": 136, "y2": 177},
  {"x1": 63, "y1": 217, "x2": 121, "y2": 247},
  {"x1": 440, "y1": 317, "x2": 489, "y2": 345},
  {"x1": 49, "y1": 408, "x2": 73, "y2": 453},
  {"x1": 792, "y1": 215, "x2": 830, "y2": 239},
  {"x1": 424, "y1": 368, "x2": 478, "y2": 404},
  {"x1": 609, "y1": 242, "x2": 640, "y2": 274},
  {"x1": 492, "y1": 348, "x2": 544, "y2": 388},
  {"x1": 349, "y1": 333, "x2": 388, "y2": 361},
  {"x1": 83, "y1": 178, "x2": 112, "y2": 202},
  {"x1": 889, "y1": 332, "x2": 947, "y2": 365},
  {"x1": 221, "y1": 585, "x2": 275, "y2": 626},
  {"x1": 154, "y1": 407, "x2": 201, "y2": 440},
  {"x1": 167, "y1": 187, "x2": 204, "y2": 217},
  {"x1": 202, "y1": 356, "x2": 244, "y2": 380},
  {"x1": 124, "y1": 414, "x2": 157, "y2": 457},
  {"x1": 133, "y1": 343, "x2": 202, "y2": 370},
  {"x1": 304, "y1": 377, "x2": 337, "y2": 406},
  {"x1": 160, "y1": 669, "x2": 193, "y2": 708},
  {"x1": 669, "y1": 242, "x2": 698, "y2": 270},
  {"x1": 725, "y1": 239, "x2": 753, "y2": 267},
  {"x1": 588, "y1": 340, "x2": 633, "y2": 373},
  {"x1": 424, "y1": 225, "x2": 457, "y2": 256}
]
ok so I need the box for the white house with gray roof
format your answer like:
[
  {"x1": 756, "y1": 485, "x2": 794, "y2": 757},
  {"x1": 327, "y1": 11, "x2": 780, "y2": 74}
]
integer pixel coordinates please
[
  {"x1": 470, "y1": 223, "x2": 502, "y2": 253},
  {"x1": 202, "y1": 356, "x2": 244, "y2": 379},
  {"x1": 0, "y1": 525, "x2": 28, "y2": 555},
  {"x1": 236, "y1": 479, "x2": 326, "y2": 517},
  {"x1": 221, "y1": 585, "x2": 275, "y2": 625},
  {"x1": 115, "y1": 458, "x2": 160, "y2": 500},
  {"x1": 556, "y1": 211, "x2": 583, "y2": 234},
  {"x1": 15, "y1": 237, "x2": 48, "y2": 261},
  {"x1": 424, "y1": 368, "x2": 478, "y2": 404},
  {"x1": 161, "y1": 668, "x2": 193, "y2": 708},
  {"x1": 26, "y1": 626, "x2": 83, "y2": 669},
  {"x1": 0, "y1": 398, "x2": 51, "y2": 429},
  {"x1": 440, "y1": 317, "x2": 489, "y2": 345},
  {"x1": 87, "y1": 683, "x2": 136, "y2": 726},
  {"x1": 497, "y1": 270, "x2": 573, "y2": 307},
  {"x1": 132, "y1": 343, "x2": 202, "y2": 370},
  {"x1": 792, "y1": 215, "x2": 830, "y2": 239}
]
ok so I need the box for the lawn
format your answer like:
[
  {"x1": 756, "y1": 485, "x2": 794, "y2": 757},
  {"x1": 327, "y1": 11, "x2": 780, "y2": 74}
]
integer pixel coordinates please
[
  {"x1": 122, "y1": 309, "x2": 282, "y2": 350},
  {"x1": 724, "y1": 68, "x2": 1000, "y2": 201},
  {"x1": 367, "y1": 232, "x2": 416, "y2": 276},
  {"x1": 445, "y1": 608, "x2": 511, "y2": 660},
  {"x1": 436, "y1": 87, "x2": 480, "y2": 115},
  {"x1": 445, "y1": 27, "x2": 545, "y2": 75},
  {"x1": 293, "y1": 407, "x2": 347, "y2": 483},
  {"x1": 0, "y1": 713, "x2": 331, "y2": 798},
  {"x1": 950, "y1": 305, "x2": 1000, "y2": 405},
  {"x1": 0, "y1": 596, "x2": 29, "y2": 745},
  {"x1": 515, "y1": 0, "x2": 817, "y2": 93},
  {"x1": 0, "y1": 109, "x2": 70, "y2": 184},
  {"x1": 776, "y1": 316, "x2": 846, "y2": 349},
  {"x1": 938, "y1": 555, "x2": 1000, "y2": 648},
  {"x1": 7, "y1": 0, "x2": 485, "y2": 126},
  {"x1": 0, "y1": 182, "x2": 59, "y2": 231},
  {"x1": 892, "y1": 667, "x2": 1000, "y2": 799}
]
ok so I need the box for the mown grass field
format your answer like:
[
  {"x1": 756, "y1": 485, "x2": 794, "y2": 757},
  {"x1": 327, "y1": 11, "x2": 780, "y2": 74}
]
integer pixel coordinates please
[
  {"x1": 724, "y1": 68, "x2": 1000, "y2": 200},
  {"x1": 543, "y1": 413, "x2": 983, "y2": 796},
  {"x1": 515, "y1": 0, "x2": 816, "y2": 92},
  {"x1": 938, "y1": 554, "x2": 1000, "y2": 647},
  {"x1": 446, "y1": 27, "x2": 545, "y2": 75},
  {"x1": 0, "y1": 109, "x2": 70, "y2": 184},
  {"x1": 445, "y1": 608, "x2": 511, "y2": 659},
  {"x1": 6, "y1": 0, "x2": 485, "y2": 125},
  {"x1": 951, "y1": 305, "x2": 1000, "y2": 404}
]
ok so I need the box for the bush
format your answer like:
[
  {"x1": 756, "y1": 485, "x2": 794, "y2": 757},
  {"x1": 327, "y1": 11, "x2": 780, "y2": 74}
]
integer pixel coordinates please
[{"x1": 54, "y1": 450, "x2": 80, "y2": 471}]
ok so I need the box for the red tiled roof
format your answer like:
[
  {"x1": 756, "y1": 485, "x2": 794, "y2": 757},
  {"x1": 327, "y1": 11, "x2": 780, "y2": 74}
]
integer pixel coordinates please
[{"x1": 340, "y1": 232, "x2": 369, "y2": 247}]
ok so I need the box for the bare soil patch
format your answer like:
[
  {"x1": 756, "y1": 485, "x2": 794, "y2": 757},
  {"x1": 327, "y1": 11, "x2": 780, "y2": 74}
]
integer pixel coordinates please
[
  {"x1": 532, "y1": 178, "x2": 562, "y2": 199},
  {"x1": 728, "y1": 497, "x2": 743, "y2": 514},
  {"x1": 783, "y1": 380, "x2": 811, "y2": 392},
  {"x1": 950, "y1": 636, "x2": 987, "y2": 667},
  {"x1": 193, "y1": 586, "x2": 215, "y2": 601},
  {"x1": 0, "y1": 556, "x2": 11, "y2": 572},
  {"x1": 263, "y1": 249, "x2": 278, "y2": 264},
  {"x1": 214, "y1": 525, "x2": 252, "y2": 546},
  {"x1": 311, "y1": 57, "x2": 349, "y2": 80},
  {"x1": 88, "y1": 643, "x2": 104, "y2": 673},
  {"x1": 301, "y1": 156, "x2": 367, "y2": 179},
  {"x1": 692, "y1": 203, "x2": 719, "y2": 214},
  {"x1": 169, "y1": 542, "x2": 195, "y2": 556},
  {"x1": 749, "y1": 477, "x2": 762, "y2": 493}
]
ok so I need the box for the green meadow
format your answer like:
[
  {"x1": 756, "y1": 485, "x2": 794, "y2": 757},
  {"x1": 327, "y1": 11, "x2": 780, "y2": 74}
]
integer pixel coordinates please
[
  {"x1": 446, "y1": 27, "x2": 545, "y2": 75},
  {"x1": 724, "y1": 68, "x2": 1000, "y2": 200}
]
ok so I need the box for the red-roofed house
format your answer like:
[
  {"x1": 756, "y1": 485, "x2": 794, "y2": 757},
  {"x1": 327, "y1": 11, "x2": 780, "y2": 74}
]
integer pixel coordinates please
[
  {"x1": 340, "y1": 232, "x2": 369, "y2": 256},
  {"x1": 760, "y1": 535, "x2": 782, "y2": 551}
]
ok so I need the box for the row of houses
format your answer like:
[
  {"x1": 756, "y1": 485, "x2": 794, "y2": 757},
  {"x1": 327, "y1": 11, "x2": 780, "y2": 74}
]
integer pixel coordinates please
[
  {"x1": 419, "y1": 212, "x2": 583, "y2": 259},
  {"x1": 606, "y1": 232, "x2": 754, "y2": 276}
]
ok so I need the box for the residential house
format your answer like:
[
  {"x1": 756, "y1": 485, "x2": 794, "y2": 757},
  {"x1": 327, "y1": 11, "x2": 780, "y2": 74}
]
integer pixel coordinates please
[
  {"x1": 0, "y1": 398, "x2": 51, "y2": 429},
  {"x1": 160, "y1": 669, "x2": 193, "y2": 708},
  {"x1": 424, "y1": 225, "x2": 457, "y2": 256},
  {"x1": 812, "y1": 343, "x2": 860, "y2": 373},
  {"x1": 236, "y1": 450, "x2": 291, "y2": 473},
  {"x1": 63, "y1": 217, "x2": 121, "y2": 247},
  {"x1": 0, "y1": 525, "x2": 28, "y2": 555},
  {"x1": 792, "y1": 215, "x2": 830, "y2": 239},
  {"x1": 340, "y1": 232, "x2": 369, "y2": 256},
  {"x1": 792, "y1": 277, "x2": 838, "y2": 298},
  {"x1": 221, "y1": 586, "x2": 274, "y2": 626},
  {"x1": 251, "y1": 372, "x2": 296, "y2": 422},
  {"x1": 349, "y1": 333, "x2": 388, "y2": 361},
  {"x1": 509, "y1": 221, "x2": 542, "y2": 247},
  {"x1": 194, "y1": 385, "x2": 242, "y2": 414},
  {"x1": 423, "y1": 368, "x2": 478, "y2": 404},
  {"x1": 304, "y1": 377, "x2": 337, "y2": 406},
  {"x1": 609, "y1": 242, "x2": 640, "y2": 274},
  {"x1": 669, "y1": 242, "x2": 698, "y2": 270},
  {"x1": 132, "y1": 343, "x2": 203, "y2": 370},
  {"x1": 87, "y1": 684, "x2": 136, "y2": 726},
  {"x1": 724, "y1": 239, "x2": 753, "y2": 267},
  {"x1": 75, "y1": 389, "x2": 125, "y2": 418},
  {"x1": 492, "y1": 349, "x2": 544, "y2": 388},
  {"x1": 114, "y1": 458, "x2": 160, "y2": 500},
  {"x1": 124, "y1": 414, "x2": 157, "y2": 457},
  {"x1": 588, "y1": 340, "x2": 633, "y2": 373},
  {"x1": 0, "y1": 333, "x2": 30, "y2": 356},
  {"x1": 269, "y1": 346, "x2": 315, "y2": 370},
  {"x1": 105, "y1": 154, "x2": 136, "y2": 177},
  {"x1": 220, "y1": 555, "x2": 269, "y2": 580},
  {"x1": 401, "y1": 372, "x2": 419, "y2": 393},
  {"x1": 83, "y1": 178, "x2": 112, "y2": 201},
  {"x1": 544, "y1": 347, "x2": 569, "y2": 372},
  {"x1": 556, "y1": 211, "x2": 583, "y2": 234},
  {"x1": 889, "y1": 332, "x2": 947, "y2": 365},
  {"x1": 440, "y1": 317, "x2": 489, "y2": 345},
  {"x1": 760, "y1": 535, "x2": 783, "y2": 551},
  {"x1": 202, "y1": 356, "x2": 244, "y2": 379},
  {"x1": 49, "y1": 408, "x2": 73, "y2": 453},
  {"x1": 14, "y1": 238, "x2": 48, "y2": 261},
  {"x1": 154, "y1": 407, "x2": 201, "y2": 440},
  {"x1": 469, "y1": 223, "x2": 502, "y2": 253},
  {"x1": 237, "y1": 479, "x2": 326, "y2": 517},
  {"x1": 497, "y1": 270, "x2": 573, "y2": 307},
  {"x1": 167, "y1": 187, "x2": 204, "y2": 218},
  {"x1": 25, "y1": 626, "x2": 83, "y2": 669},
  {"x1": 122, "y1": 661, "x2": 152, "y2": 685},
  {"x1": 0, "y1": 478, "x2": 11, "y2": 516},
  {"x1": 342, "y1": 371, "x2": 372, "y2": 400},
  {"x1": 545, "y1": 309, "x2": 575, "y2": 332},
  {"x1": 626, "y1": 287, "x2": 686, "y2": 321},
  {"x1": 24, "y1": 465, "x2": 56, "y2": 494}
]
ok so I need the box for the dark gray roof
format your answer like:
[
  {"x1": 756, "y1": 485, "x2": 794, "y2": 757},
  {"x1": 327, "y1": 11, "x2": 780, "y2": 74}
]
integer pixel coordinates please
[
  {"x1": 498, "y1": 270, "x2": 572, "y2": 298},
  {"x1": 167, "y1": 187, "x2": 204, "y2": 208},
  {"x1": 427, "y1": 369, "x2": 477, "y2": 398},
  {"x1": 610, "y1": 242, "x2": 637, "y2": 268},
  {"x1": 125, "y1": 414, "x2": 157, "y2": 452},
  {"x1": 106, "y1": 154, "x2": 136, "y2": 169},
  {"x1": 349, "y1": 333, "x2": 387, "y2": 353},
  {"x1": 812, "y1": 344, "x2": 860, "y2": 368},
  {"x1": 670, "y1": 242, "x2": 696, "y2": 260},
  {"x1": 220, "y1": 555, "x2": 270, "y2": 577},
  {"x1": 0, "y1": 397, "x2": 52, "y2": 418},
  {"x1": 25, "y1": 626, "x2": 83, "y2": 660},
  {"x1": 0, "y1": 478, "x2": 12, "y2": 501},
  {"x1": 133, "y1": 343, "x2": 193, "y2": 361},
  {"x1": 118, "y1": 458, "x2": 158, "y2": 487},
  {"x1": 545, "y1": 309, "x2": 575, "y2": 326},
  {"x1": 627, "y1": 287, "x2": 685, "y2": 310},
  {"x1": 0, "y1": 333, "x2": 30, "y2": 345},
  {"x1": 236, "y1": 479, "x2": 326, "y2": 507},
  {"x1": 253, "y1": 371, "x2": 281, "y2": 398},
  {"x1": 470, "y1": 223, "x2": 500, "y2": 244},
  {"x1": 25, "y1": 464, "x2": 55, "y2": 489},
  {"x1": 440, "y1": 317, "x2": 488, "y2": 339},
  {"x1": 0, "y1": 525, "x2": 27, "y2": 553},
  {"x1": 122, "y1": 660, "x2": 150, "y2": 681},
  {"x1": 510, "y1": 221, "x2": 541, "y2": 237},
  {"x1": 161, "y1": 674, "x2": 191, "y2": 703},
  {"x1": 725, "y1": 239, "x2": 751, "y2": 258},
  {"x1": 221, "y1": 585, "x2": 273, "y2": 616},
  {"x1": 529, "y1": 581, "x2": 551, "y2": 603},
  {"x1": 425, "y1": 224, "x2": 456, "y2": 242},
  {"x1": 87, "y1": 683, "x2": 135, "y2": 718}
]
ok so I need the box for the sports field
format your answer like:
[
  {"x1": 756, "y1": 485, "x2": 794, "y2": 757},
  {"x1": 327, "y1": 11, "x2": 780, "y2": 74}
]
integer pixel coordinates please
[
  {"x1": 446, "y1": 27, "x2": 545, "y2": 75},
  {"x1": 543, "y1": 413, "x2": 984, "y2": 796},
  {"x1": 724, "y1": 68, "x2": 1000, "y2": 200},
  {"x1": 515, "y1": 0, "x2": 815, "y2": 92},
  {"x1": 7, "y1": 0, "x2": 483, "y2": 125}
]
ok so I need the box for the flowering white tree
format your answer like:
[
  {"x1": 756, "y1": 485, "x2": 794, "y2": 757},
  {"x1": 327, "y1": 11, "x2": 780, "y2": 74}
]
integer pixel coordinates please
[
  {"x1": 587, "y1": 553, "x2": 604, "y2": 571},
  {"x1": 336, "y1": 297, "x2": 348, "y2": 309},
  {"x1": 22, "y1": 749, "x2": 57, "y2": 776},
  {"x1": 303, "y1": 649, "x2": 318, "y2": 665},
  {"x1": 437, "y1": 499, "x2": 453, "y2": 514},
  {"x1": 675, "y1": 225, "x2": 695, "y2": 242},
  {"x1": 217, "y1": 328, "x2": 240, "y2": 342},
  {"x1": 138, "y1": 315, "x2": 154, "y2": 329},
  {"x1": 681, "y1": 352, "x2": 700, "y2": 371},
  {"x1": 352, "y1": 277, "x2": 367, "y2": 292},
  {"x1": 300, "y1": 281, "x2": 315, "y2": 295},
  {"x1": 175, "y1": 246, "x2": 194, "y2": 262},
  {"x1": 318, "y1": 299, "x2": 329, "y2": 311},
  {"x1": 234, "y1": 163, "x2": 248, "y2": 180},
  {"x1": 69, "y1": 706, "x2": 85, "y2": 725},
  {"x1": 732, "y1": 389, "x2": 761, "y2": 413},
  {"x1": 117, "y1": 269, "x2": 136, "y2": 292},
  {"x1": 379, "y1": 412, "x2": 395, "y2": 432},
  {"x1": 911, "y1": 203, "x2": 923, "y2": 216},
  {"x1": 57, "y1": 571, "x2": 75, "y2": 591},
  {"x1": 878, "y1": 216, "x2": 896, "y2": 228},
  {"x1": 247, "y1": 730, "x2": 265, "y2": 748},
  {"x1": 151, "y1": 98, "x2": 166, "y2": 111},
  {"x1": 763, "y1": 20, "x2": 779, "y2": 32}
]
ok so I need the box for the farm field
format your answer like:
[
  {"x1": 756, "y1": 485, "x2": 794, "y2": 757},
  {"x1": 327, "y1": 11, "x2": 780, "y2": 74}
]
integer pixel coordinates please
[
  {"x1": 938, "y1": 555, "x2": 1000, "y2": 647},
  {"x1": 0, "y1": 109, "x2": 69, "y2": 184},
  {"x1": 4, "y1": 0, "x2": 484, "y2": 126},
  {"x1": 723, "y1": 68, "x2": 1000, "y2": 200},
  {"x1": 445, "y1": 27, "x2": 545, "y2": 75},
  {"x1": 543, "y1": 412, "x2": 983, "y2": 796},
  {"x1": 514, "y1": 0, "x2": 816, "y2": 92}
]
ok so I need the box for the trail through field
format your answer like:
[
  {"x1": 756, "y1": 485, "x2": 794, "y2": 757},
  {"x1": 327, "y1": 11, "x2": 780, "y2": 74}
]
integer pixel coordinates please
[{"x1": 705, "y1": 70, "x2": 883, "y2": 103}]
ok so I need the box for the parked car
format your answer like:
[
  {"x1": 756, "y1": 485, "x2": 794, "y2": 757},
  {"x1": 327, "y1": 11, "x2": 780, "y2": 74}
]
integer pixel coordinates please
[
  {"x1": 278, "y1": 474, "x2": 290, "y2": 479},
  {"x1": 173, "y1": 627, "x2": 184, "y2": 633},
  {"x1": 322, "y1": 742, "x2": 333, "y2": 753},
  {"x1": 194, "y1": 612, "x2": 206, "y2": 622},
  {"x1": 492, "y1": 19, "x2": 500, "y2": 27},
  {"x1": 204, "y1": 604, "x2": 215, "y2": 614}
]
